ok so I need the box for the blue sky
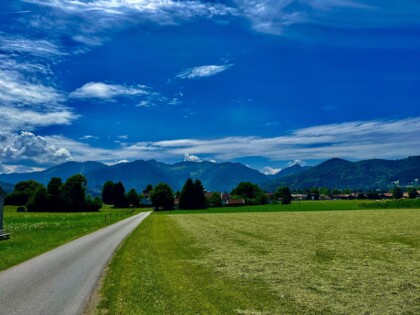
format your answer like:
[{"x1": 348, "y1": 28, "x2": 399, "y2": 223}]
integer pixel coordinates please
[{"x1": 1, "y1": 0, "x2": 420, "y2": 175}]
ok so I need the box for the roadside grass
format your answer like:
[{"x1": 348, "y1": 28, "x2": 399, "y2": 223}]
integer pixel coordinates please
[
  {"x1": 98, "y1": 209, "x2": 420, "y2": 314},
  {"x1": 158, "y1": 199, "x2": 416, "y2": 215},
  {"x1": 0, "y1": 205, "x2": 152, "y2": 271}
]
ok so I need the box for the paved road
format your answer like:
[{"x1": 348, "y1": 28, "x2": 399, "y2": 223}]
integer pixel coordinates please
[{"x1": 0, "y1": 211, "x2": 151, "y2": 315}]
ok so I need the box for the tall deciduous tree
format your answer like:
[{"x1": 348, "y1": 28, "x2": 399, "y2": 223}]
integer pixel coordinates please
[
  {"x1": 47, "y1": 177, "x2": 63, "y2": 210},
  {"x1": 275, "y1": 186, "x2": 292, "y2": 205},
  {"x1": 391, "y1": 186, "x2": 403, "y2": 199},
  {"x1": 407, "y1": 187, "x2": 418, "y2": 199},
  {"x1": 6, "y1": 180, "x2": 43, "y2": 205},
  {"x1": 231, "y1": 182, "x2": 267, "y2": 205},
  {"x1": 27, "y1": 186, "x2": 49, "y2": 212},
  {"x1": 143, "y1": 184, "x2": 153, "y2": 195},
  {"x1": 62, "y1": 174, "x2": 87, "y2": 212},
  {"x1": 126, "y1": 188, "x2": 140, "y2": 207},
  {"x1": 150, "y1": 183, "x2": 174, "y2": 211},
  {"x1": 208, "y1": 192, "x2": 222, "y2": 207}
]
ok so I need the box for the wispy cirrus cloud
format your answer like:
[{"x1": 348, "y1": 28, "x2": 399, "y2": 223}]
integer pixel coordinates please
[
  {"x1": 124, "y1": 117, "x2": 420, "y2": 161},
  {"x1": 0, "y1": 106, "x2": 77, "y2": 131},
  {"x1": 69, "y1": 81, "x2": 180, "y2": 107},
  {"x1": 0, "y1": 68, "x2": 63, "y2": 106},
  {"x1": 233, "y1": 0, "x2": 372, "y2": 35},
  {"x1": 23, "y1": 0, "x2": 237, "y2": 46},
  {"x1": 0, "y1": 35, "x2": 64, "y2": 57},
  {"x1": 0, "y1": 54, "x2": 77, "y2": 131},
  {"x1": 69, "y1": 82, "x2": 149, "y2": 100},
  {"x1": 34, "y1": 117, "x2": 420, "y2": 168},
  {"x1": 176, "y1": 64, "x2": 233, "y2": 79}
]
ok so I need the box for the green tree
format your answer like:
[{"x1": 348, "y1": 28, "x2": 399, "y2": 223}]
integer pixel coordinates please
[
  {"x1": 208, "y1": 192, "x2": 222, "y2": 207},
  {"x1": 85, "y1": 195, "x2": 103, "y2": 212},
  {"x1": 331, "y1": 189, "x2": 341, "y2": 195},
  {"x1": 309, "y1": 187, "x2": 320, "y2": 200},
  {"x1": 47, "y1": 177, "x2": 62, "y2": 196},
  {"x1": 320, "y1": 187, "x2": 330, "y2": 196},
  {"x1": 275, "y1": 186, "x2": 292, "y2": 205},
  {"x1": 126, "y1": 188, "x2": 140, "y2": 207},
  {"x1": 231, "y1": 182, "x2": 267, "y2": 205},
  {"x1": 6, "y1": 180, "x2": 43, "y2": 205},
  {"x1": 391, "y1": 186, "x2": 403, "y2": 199},
  {"x1": 179, "y1": 178, "x2": 207, "y2": 210},
  {"x1": 150, "y1": 183, "x2": 174, "y2": 211},
  {"x1": 407, "y1": 187, "x2": 418, "y2": 199},
  {"x1": 47, "y1": 177, "x2": 63, "y2": 210},
  {"x1": 113, "y1": 182, "x2": 129, "y2": 208},
  {"x1": 102, "y1": 180, "x2": 115, "y2": 205},
  {"x1": 143, "y1": 184, "x2": 153, "y2": 194},
  {"x1": 179, "y1": 178, "x2": 195, "y2": 209},
  {"x1": 27, "y1": 186, "x2": 49, "y2": 212},
  {"x1": 62, "y1": 174, "x2": 87, "y2": 211}
]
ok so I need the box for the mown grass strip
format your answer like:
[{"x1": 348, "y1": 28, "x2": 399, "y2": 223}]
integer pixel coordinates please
[
  {"x1": 99, "y1": 209, "x2": 420, "y2": 314},
  {"x1": 0, "y1": 206, "x2": 150, "y2": 271},
  {"x1": 98, "y1": 214, "x2": 303, "y2": 314}
]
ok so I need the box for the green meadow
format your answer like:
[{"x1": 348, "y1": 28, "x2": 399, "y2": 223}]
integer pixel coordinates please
[
  {"x1": 160, "y1": 198, "x2": 420, "y2": 215},
  {"x1": 0, "y1": 205, "x2": 149, "y2": 271},
  {"x1": 98, "y1": 209, "x2": 420, "y2": 314}
]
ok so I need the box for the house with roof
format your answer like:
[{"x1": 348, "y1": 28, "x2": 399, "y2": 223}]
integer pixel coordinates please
[
  {"x1": 225, "y1": 199, "x2": 246, "y2": 206},
  {"x1": 0, "y1": 186, "x2": 9, "y2": 240}
]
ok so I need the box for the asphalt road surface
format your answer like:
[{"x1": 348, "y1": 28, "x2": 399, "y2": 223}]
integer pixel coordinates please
[{"x1": 0, "y1": 211, "x2": 151, "y2": 315}]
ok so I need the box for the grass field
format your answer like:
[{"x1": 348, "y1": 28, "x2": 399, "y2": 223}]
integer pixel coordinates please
[
  {"x1": 98, "y1": 209, "x2": 420, "y2": 314},
  {"x1": 158, "y1": 199, "x2": 419, "y2": 215},
  {"x1": 0, "y1": 205, "x2": 150, "y2": 271}
]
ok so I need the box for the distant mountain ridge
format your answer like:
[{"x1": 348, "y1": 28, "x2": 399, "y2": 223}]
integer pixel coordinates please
[
  {"x1": 263, "y1": 156, "x2": 420, "y2": 191},
  {"x1": 0, "y1": 160, "x2": 267, "y2": 193},
  {"x1": 0, "y1": 156, "x2": 419, "y2": 193}
]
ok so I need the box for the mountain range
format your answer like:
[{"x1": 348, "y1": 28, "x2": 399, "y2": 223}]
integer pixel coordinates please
[{"x1": 0, "y1": 156, "x2": 419, "y2": 194}]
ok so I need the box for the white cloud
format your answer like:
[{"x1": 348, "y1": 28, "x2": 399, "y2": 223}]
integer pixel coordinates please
[
  {"x1": 5, "y1": 117, "x2": 420, "y2": 171},
  {"x1": 0, "y1": 36, "x2": 64, "y2": 57},
  {"x1": 0, "y1": 163, "x2": 44, "y2": 174},
  {"x1": 0, "y1": 106, "x2": 77, "y2": 131},
  {"x1": 287, "y1": 160, "x2": 305, "y2": 167},
  {"x1": 23, "y1": 0, "x2": 237, "y2": 46},
  {"x1": 80, "y1": 135, "x2": 99, "y2": 140},
  {"x1": 261, "y1": 166, "x2": 281, "y2": 175},
  {"x1": 0, "y1": 54, "x2": 76, "y2": 131},
  {"x1": 0, "y1": 54, "x2": 51, "y2": 75},
  {"x1": 137, "y1": 100, "x2": 151, "y2": 107},
  {"x1": 69, "y1": 82, "x2": 148, "y2": 100},
  {"x1": 117, "y1": 135, "x2": 129, "y2": 140},
  {"x1": 0, "y1": 163, "x2": 14, "y2": 174},
  {"x1": 177, "y1": 64, "x2": 233, "y2": 79},
  {"x1": 233, "y1": 0, "x2": 371, "y2": 35},
  {"x1": 126, "y1": 117, "x2": 420, "y2": 161},
  {"x1": 184, "y1": 153, "x2": 202, "y2": 162},
  {"x1": 0, "y1": 131, "x2": 72, "y2": 164},
  {"x1": 0, "y1": 68, "x2": 63, "y2": 106}
]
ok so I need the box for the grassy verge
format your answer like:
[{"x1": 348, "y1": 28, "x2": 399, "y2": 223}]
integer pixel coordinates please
[
  {"x1": 98, "y1": 209, "x2": 420, "y2": 314},
  {"x1": 0, "y1": 205, "x2": 151, "y2": 271}
]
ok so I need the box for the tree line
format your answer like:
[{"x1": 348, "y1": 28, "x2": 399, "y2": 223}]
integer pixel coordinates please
[
  {"x1": 5, "y1": 174, "x2": 294, "y2": 212},
  {"x1": 6, "y1": 175, "x2": 102, "y2": 212}
]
